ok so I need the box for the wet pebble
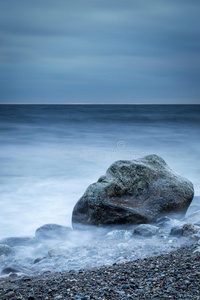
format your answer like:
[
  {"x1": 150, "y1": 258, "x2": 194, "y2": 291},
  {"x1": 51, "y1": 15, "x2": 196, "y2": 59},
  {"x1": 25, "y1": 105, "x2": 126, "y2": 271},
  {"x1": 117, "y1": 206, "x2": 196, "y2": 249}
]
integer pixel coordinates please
[{"x1": 0, "y1": 245, "x2": 199, "y2": 299}]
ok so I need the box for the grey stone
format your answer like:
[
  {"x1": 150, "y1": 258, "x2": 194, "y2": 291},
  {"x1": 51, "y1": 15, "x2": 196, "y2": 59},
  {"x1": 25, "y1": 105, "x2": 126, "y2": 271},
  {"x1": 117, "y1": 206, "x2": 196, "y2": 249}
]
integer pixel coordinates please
[
  {"x1": 182, "y1": 223, "x2": 196, "y2": 236},
  {"x1": 72, "y1": 155, "x2": 194, "y2": 228},
  {"x1": 0, "y1": 244, "x2": 14, "y2": 257},
  {"x1": 134, "y1": 224, "x2": 159, "y2": 237},
  {"x1": 156, "y1": 216, "x2": 171, "y2": 227},
  {"x1": 48, "y1": 248, "x2": 63, "y2": 257},
  {"x1": 33, "y1": 257, "x2": 44, "y2": 264},
  {"x1": 192, "y1": 231, "x2": 200, "y2": 241},
  {"x1": 1, "y1": 267, "x2": 19, "y2": 275},
  {"x1": 170, "y1": 226, "x2": 183, "y2": 237},
  {"x1": 170, "y1": 223, "x2": 196, "y2": 238},
  {"x1": 105, "y1": 230, "x2": 132, "y2": 240},
  {"x1": 0, "y1": 237, "x2": 36, "y2": 247},
  {"x1": 28, "y1": 296, "x2": 35, "y2": 300},
  {"x1": 35, "y1": 224, "x2": 72, "y2": 240},
  {"x1": 193, "y1": 246, "x2": 200, "y2": 254}
]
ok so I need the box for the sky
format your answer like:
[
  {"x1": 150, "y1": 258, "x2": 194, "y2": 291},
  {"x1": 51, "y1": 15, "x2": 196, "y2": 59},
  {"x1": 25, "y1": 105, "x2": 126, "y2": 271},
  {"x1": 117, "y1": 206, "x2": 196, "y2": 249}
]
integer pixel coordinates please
[{"x1": 0, "y1": 0, "x2": 200, "y2": 104}]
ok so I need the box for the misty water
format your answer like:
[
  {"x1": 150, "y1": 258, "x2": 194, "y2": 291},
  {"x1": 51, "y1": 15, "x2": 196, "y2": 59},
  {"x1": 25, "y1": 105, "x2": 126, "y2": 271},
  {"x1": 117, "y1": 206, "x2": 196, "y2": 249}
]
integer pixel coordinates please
[{"x1": 0, "y1": 104, "x2": 200, "y2": 275}]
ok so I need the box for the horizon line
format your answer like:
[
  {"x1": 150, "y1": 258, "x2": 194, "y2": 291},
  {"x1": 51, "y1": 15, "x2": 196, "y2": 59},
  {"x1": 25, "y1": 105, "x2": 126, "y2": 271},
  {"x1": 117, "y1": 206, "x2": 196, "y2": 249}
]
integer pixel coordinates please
[{"x1": 0, "y1": 103, "x2": 199, "y2": 105}]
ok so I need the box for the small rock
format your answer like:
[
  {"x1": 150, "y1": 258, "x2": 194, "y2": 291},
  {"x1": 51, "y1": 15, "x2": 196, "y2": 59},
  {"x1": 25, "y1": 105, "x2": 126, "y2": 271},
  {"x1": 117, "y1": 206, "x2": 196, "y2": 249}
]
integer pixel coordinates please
[
  {"x1": 19, "y1": 275, "x2": 31, "y2": 281},
  {"x1": 170, "y1": 226, "x2": 183, "y2": 237},
  {"x1": 182, "y1": 223, "x2": 196, "y2": 236},
  {"x1": 0, "y1": 244, "x2": 14, "y2": 257},
  {"x1": 122, "y1": 284, "x2": 130, "y2": 289},
  {"x1": 33, "y1": 257, "x2": 44, "y2": 264},
  {"x1": 48, "y1": 248, "x2": 63, "y2": 257},
  {"x1": 1, "y1": 267, "x2": 19, "y2": 275},
  {"x1": 156, "y1": 216, "x2": 171, "y2": 227},
  {"x1": 191, "y1": 231, "x2": 200, "y2": 241},
  {"x1": 0, "y1": 237, "x2": 36, "y2": 247},
  {"x1": 106, "y1": 230, "x2": 132, "y2": 240},
  {"x1": 134, "y1": 224, "x2": 159, "y2": 237},
  {"x1": 9, "y1": 273, "x2": 18, "y2": 279},
  {"x1": 28, "y1": 296, "x2": 35, "y2": 300},
  {"x1": 6, "y1": 291, "x2": 15, "y2": 297},
  {"x1": 35, "y1": 224, "x2": 72, "y2": 240},
  {"x1": 193, "y1": 246, "x2": 200, "y2": 254}
]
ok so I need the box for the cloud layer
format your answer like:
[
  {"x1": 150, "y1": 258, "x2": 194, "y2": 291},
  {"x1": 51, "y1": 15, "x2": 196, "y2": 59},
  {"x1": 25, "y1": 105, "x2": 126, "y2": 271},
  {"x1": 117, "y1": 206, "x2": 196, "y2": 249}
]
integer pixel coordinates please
[{"x1": 0, "y1": 0, "x2": 200, "y2": 103}]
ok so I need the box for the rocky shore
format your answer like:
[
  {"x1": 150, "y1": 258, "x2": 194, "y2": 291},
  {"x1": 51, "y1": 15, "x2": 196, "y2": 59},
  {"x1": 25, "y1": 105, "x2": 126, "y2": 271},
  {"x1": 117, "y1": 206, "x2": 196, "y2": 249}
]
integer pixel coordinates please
[
  {"x1": 0, "y1": 244, "x2": 200, "y2": 300},
  {"x1": 0, "y1": 155, "x2": 199, "y2": 299}
]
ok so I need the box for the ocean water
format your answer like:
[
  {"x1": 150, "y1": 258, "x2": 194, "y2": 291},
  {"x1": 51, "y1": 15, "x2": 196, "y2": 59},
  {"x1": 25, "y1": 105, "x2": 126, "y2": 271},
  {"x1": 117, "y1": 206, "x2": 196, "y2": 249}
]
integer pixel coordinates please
[{"x1": 0, "y1": 104, "x2": 200, "y2": 239}]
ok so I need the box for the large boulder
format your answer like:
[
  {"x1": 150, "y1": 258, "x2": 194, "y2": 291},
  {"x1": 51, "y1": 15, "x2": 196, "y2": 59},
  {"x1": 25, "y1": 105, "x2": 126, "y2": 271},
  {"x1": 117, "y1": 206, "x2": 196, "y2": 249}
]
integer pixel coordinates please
[{"x1": 72, "y1": 155, "x2": 194, "y2": 228}]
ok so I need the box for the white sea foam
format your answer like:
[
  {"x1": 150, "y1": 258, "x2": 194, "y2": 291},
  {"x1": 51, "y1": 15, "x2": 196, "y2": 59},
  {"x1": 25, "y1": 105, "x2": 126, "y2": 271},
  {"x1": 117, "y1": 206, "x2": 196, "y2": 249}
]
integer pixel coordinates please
[{"x1": 0, "y1": 105, "x2": 199, "y2": 241}]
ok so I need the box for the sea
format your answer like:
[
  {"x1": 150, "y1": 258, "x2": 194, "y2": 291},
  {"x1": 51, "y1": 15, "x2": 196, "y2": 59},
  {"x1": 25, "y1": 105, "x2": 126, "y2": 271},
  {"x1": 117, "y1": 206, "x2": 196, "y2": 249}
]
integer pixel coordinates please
[
  {"x1": 0, "y1": 104, "x2": 200, "y2": 275},
  {"x1": 0, "y1": 104, "x2": 200, "y2": 240}
]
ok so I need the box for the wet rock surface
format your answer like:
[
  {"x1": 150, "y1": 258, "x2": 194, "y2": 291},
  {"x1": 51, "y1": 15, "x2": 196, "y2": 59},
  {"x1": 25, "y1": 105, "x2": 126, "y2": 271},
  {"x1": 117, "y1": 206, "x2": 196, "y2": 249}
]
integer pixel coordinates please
[
  {"x1": 105, "y1": 230, "x2": 132, "y2": 240},
  {"x1": 0, "y1": 237, "x2": 36, "y2": 247},
  {"x1": 72, "y1": 155, "x2": 194, "y2": 228},
  {"x1": 0, "y1": 245, "x2": 14, "y2": 257},
  {"x1": 0, "y1": 219, "x2": 198, "y2": 278},
  {"x1": 0, "y1": 196, "x2": 200, "y2": 298},
  {"x1": 35, "y1": 224, "x2": 72, "y2": 240},
  {"x1": 170, "y1": 223, "x2": 196, "y2": 237},
  {"x1": 134, "y1": 224, "x2": 159, "y2": 237},
  {"x1": 0, "y1": 245, "x2": 200, "y2": 299}
]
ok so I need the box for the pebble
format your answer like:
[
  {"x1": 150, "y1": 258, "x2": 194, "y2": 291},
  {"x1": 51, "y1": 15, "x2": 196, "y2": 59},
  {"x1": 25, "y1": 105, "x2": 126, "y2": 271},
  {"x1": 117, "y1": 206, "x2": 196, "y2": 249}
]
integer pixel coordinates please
[{"x1": 0, "y1": 245, "x2": 199, "y2": 299}]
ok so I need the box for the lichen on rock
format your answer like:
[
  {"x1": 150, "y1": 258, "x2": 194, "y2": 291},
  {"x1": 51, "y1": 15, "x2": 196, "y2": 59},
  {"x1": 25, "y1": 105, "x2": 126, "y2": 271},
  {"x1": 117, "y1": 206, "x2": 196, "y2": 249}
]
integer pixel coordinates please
[{"x1": 72, "y1": 154, "x2": 194, "y2": 228}]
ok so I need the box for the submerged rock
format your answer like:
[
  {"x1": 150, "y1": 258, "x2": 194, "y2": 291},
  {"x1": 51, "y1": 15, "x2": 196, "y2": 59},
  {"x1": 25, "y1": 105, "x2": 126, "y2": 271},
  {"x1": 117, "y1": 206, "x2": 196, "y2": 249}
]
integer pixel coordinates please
[
  {"x1": 0, "y1": 237, "x2": 36, "y2": 247},
  {"x1": 170, "y1": 223, "x2": 196, "y2": 237},
  {"x1": 35, "y1": 224, "x2": 72, "y2": 240},
  {"x1": 105, "y1": 230, "x2": 132, "y2": 240},
  {"x1": 182, "y1": 223, "x2": 196, "y2": 236},
  {"x1": 170, "y1": 226, "x2": 183, "y2": 237},
  {"x1": 134, "y1": 224, "x2": 159, "y2": 237},
  {"x1": 1, "y1": 267, "x2": 19, "y2": 275},
  {"x1": 72, "y1": 155, "x2": 194, "y2": 228},
  {"x1": 156, "y1": 216, "x2": 171, "y2": 227},
  {"x1": 0, "y1": 244, "x2": 14, "y2": 257}
]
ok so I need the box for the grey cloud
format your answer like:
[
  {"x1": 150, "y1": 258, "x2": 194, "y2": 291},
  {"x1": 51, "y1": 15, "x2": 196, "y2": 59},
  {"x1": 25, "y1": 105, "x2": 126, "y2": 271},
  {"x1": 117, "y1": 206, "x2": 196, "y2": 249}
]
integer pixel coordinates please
[{"x1": 0, "y1": 0, "x2": 200, "y2": 103}]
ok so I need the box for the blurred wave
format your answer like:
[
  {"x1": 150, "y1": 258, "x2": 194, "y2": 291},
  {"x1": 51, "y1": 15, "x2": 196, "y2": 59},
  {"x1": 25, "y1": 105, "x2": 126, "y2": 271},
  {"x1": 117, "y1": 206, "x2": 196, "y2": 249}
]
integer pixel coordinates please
[{"x1": 0, "y1": 104, "x2": 199, "y2": 238}]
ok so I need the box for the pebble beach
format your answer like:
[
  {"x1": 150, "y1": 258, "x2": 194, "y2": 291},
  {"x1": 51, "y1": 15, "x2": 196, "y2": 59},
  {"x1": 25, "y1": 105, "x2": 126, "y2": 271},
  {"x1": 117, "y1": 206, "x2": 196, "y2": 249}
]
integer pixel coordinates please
[{"x1": 0, "y1": 244, "x2": 200, "y2": 300}]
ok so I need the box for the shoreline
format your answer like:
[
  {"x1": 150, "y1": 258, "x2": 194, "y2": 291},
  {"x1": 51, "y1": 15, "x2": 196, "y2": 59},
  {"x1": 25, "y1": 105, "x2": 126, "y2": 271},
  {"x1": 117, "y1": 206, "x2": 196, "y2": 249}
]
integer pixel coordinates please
[{"x1": 0, "y1": 244, "x2": 200, "y2": 299}]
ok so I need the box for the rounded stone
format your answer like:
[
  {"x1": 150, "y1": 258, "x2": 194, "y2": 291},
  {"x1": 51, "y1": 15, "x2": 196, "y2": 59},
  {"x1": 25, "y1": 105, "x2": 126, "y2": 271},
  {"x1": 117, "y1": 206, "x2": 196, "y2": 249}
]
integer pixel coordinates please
[
  {"x1": 106, "y1": 230, "x2": 132, "y2": 240},
  {"x1": 0, "y1": 244, "x2": 14, "y2": 257},
  {"x1": 72, "y1": 155, "x2": 194, "y2": 228},
  {"x1": 0, "y1": 237, "x2": 36, "y2": 247},
  {"x1": 1, "y1": 267, "x2": 19, "y2": 275},
  {"x1": 134, "y1": 224, "x2": 159, "y2": 237},
  {"x1": 170, "y1": 226, "x2": 183, "y2": 237},
  {"x1": 35, "y1": 224, "x2": 72, "y2": 240}
]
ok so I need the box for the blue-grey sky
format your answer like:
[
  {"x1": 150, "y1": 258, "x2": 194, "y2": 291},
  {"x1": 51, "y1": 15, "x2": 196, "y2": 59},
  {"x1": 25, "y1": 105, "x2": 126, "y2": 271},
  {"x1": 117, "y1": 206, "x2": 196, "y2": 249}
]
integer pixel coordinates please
[{"x1": 0, "y1": 0, "x2": 200, "y2": 104}]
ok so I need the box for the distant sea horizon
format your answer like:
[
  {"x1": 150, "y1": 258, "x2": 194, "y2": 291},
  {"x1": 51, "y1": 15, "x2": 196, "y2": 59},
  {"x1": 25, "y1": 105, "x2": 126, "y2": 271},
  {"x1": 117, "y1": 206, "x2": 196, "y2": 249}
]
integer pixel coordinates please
[{"x1": 0, "y1": 103, "x2": 199, "y2": 105}]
